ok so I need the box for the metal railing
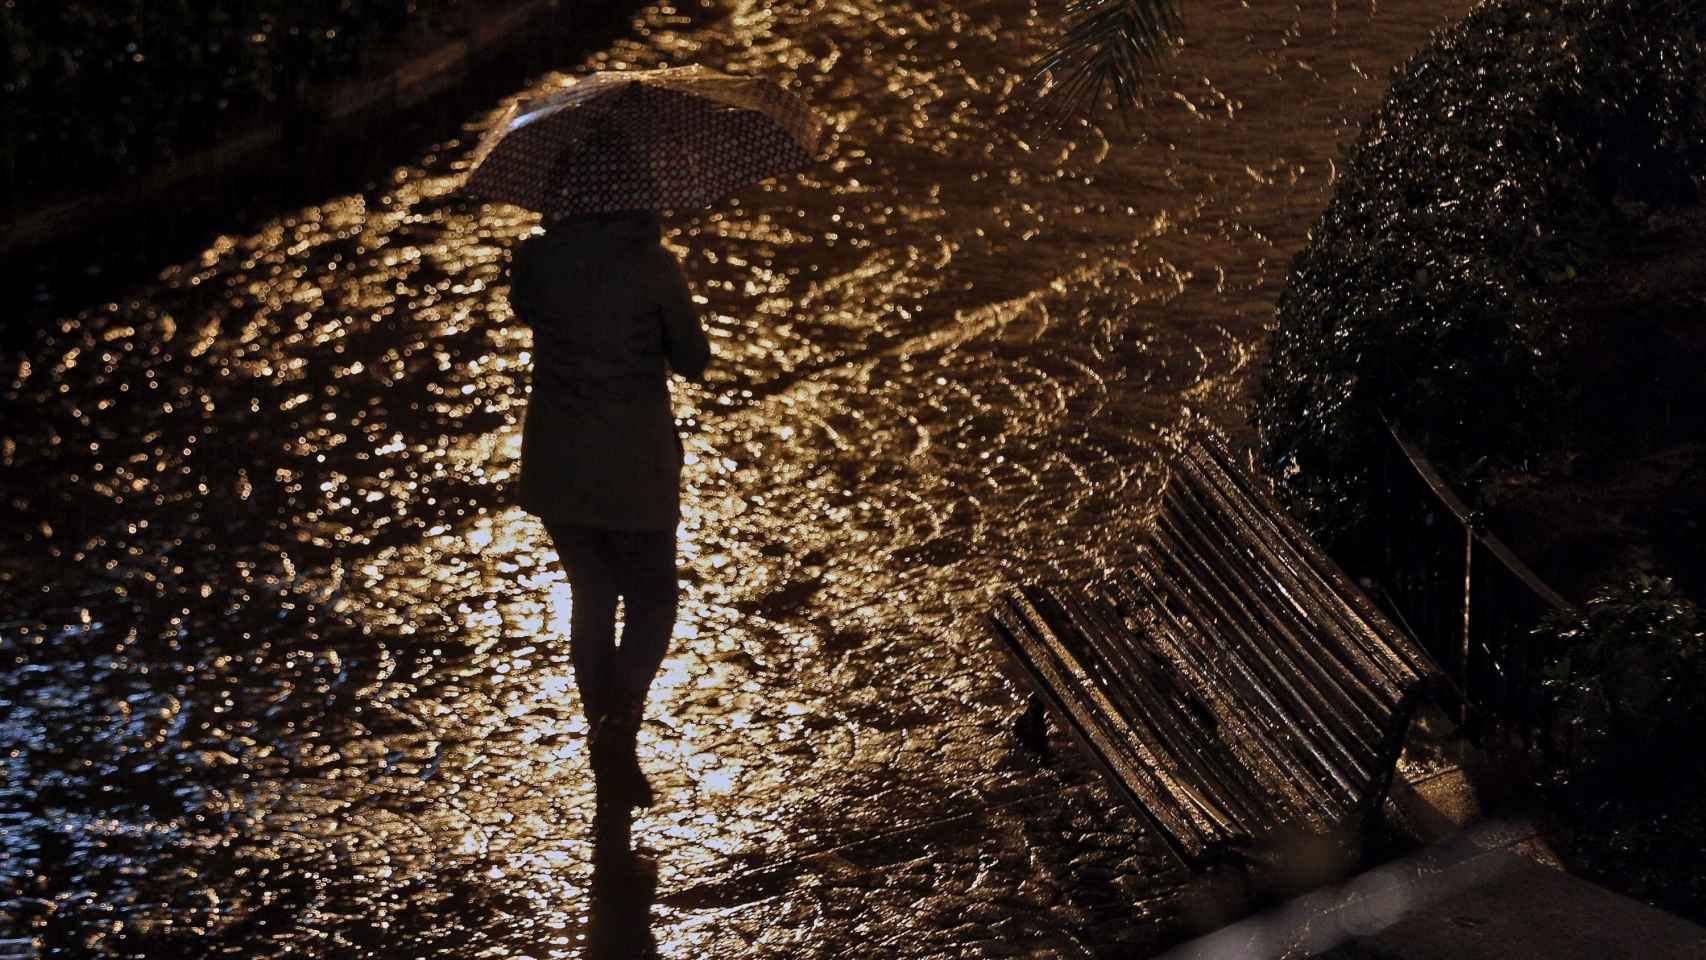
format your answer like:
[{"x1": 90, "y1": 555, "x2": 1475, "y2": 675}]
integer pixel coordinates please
[{"x1": 1368, "y1": 419, "x2": 1573, "y2": 737}]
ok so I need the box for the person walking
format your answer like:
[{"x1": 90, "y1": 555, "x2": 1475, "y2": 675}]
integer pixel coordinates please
[
  {"x1": 507, "y1": 209, "x2": 709, "y2": 851},
  {"x1": 462, "y1": 67, "x2": 822, "y2": 899}
]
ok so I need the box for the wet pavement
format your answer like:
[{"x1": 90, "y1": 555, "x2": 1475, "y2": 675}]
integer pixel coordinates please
[{"x1": 2, "y1": 0, "x2": 1471, "y2": 956}]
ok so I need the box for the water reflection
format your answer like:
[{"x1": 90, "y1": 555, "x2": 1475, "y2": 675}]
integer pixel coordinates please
[
  {"x1": 2, "y1": 0, "x2": 1474, "y2": 956},
  {"x1": 587, "y1": 800, "x2": 662, "y2": 959},
  {"x1": 588, "y1": 863, "x2": 661, "y2": 960}
]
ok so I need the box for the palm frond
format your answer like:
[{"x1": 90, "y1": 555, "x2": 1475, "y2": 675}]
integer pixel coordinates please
[{"x1": 1030, "y1": 0, "x2": 1182, "y2": 126}]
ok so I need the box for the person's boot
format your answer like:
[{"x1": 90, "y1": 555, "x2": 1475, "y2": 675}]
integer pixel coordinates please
[{"x1": 590, "y1": 690, "x2": 654, "y2": 809}]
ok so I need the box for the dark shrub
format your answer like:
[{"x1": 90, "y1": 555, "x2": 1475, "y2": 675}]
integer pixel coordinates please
[
  {"x1": 1252, "y1": 0, "x2": 1706, "y2": 546},
  {"x1": 1536, "y1": 574, "x2": 1706, "y2": 769},
  {"x1": 1, "y1": 1, "x2": 471, "y2": 209}
]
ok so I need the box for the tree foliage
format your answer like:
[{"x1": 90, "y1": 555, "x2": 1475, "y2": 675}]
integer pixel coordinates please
[{"x1": 1030, "y1": 0, "x2": 1182, "y2": 124}]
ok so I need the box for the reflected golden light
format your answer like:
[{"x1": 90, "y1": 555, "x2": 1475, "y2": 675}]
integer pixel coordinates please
[
  {"x1": 545, "y1": 578, "x2": 574, "y2": 641},
  {"x1": 699, "y1": 769, "x2": 736, "y2": 795},
  {"x1": 3, "y1": 0, "x2": 1491, "y2": 950}
]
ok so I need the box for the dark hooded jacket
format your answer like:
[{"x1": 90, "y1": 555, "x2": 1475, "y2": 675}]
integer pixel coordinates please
[{"x1": 508, "y1": 215, "x2": 711, "y2": 531}]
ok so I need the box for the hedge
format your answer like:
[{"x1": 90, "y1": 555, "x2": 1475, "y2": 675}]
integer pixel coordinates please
[
  {"x1": 1, "y1": 1, "x2": 471, "y2": 209},
  {"x1": 1252, "y1": 0, "x2": 1706, "y2": 545}
]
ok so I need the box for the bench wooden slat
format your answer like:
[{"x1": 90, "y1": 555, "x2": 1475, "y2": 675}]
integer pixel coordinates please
[
  {"x1": 1149, "y1": 511, "x2": 1383, "y2": 793},
  {"x1": 1110, "y1": 562, "x2": 1311, "y2": 833},
  {"x1": 1049, "y1": 586, "x2": 1265, "y2": 836},
  {"x1": 1161, "y1": 470, "x2": 1403, "y2": 725},
  {"x1": 992, "y1": 590, "x2": 1220, "y2": 853},
  {"x1": 986, "y1": 436, "x2": 1443, "y2": 864},
  {"x1": 1182, "y1": 443, "x2": 1436, "y2": 684},
  {"x1": 1063, "y1": 584, "x2": 1280, "y2": 831},
  {"x1": 1101, "y1": 573, "x2": 1288, "y2": 832},
  {"x1": 1174, "y1": 451, "x2": 1418, "y2": 697},
  {"x1": 1134, "y1": 540, "x2": 1356, "y2": 823}
]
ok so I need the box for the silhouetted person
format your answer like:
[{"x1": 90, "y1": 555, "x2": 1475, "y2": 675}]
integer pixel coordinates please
[{"x1": 507, "y1": 209, "x2": 709, "y2": 876}]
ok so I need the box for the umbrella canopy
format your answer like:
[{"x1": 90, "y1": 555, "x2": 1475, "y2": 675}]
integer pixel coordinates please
[{"x1": 462, "y1": 66, "x2": 825, "y2": 219}]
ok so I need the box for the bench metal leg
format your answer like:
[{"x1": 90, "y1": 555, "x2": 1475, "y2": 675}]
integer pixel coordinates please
[{"x1": 1013, "y1": 691, "x2": 1050, "y2": 754}]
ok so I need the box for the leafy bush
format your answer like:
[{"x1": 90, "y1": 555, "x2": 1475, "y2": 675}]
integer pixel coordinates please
[
  {"x1": 1252, "y1": 0, "x2": 1706, "y2": 545},
  {"x1": 1536, "y1": 574, "x2": 1706, "y2": 768},
  {"x1": 1, "y1": 1, "x2": 469, "y2": 209}
]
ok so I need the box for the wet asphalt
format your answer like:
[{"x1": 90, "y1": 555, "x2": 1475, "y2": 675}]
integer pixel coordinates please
[{"x1": 1, "y1": 0, "x2": 1472, "y2": 956}]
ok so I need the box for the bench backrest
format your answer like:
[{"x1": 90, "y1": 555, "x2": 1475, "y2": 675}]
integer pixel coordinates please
[{"x1": 988, "y1": 439, "x2": 1441, "y2": 863}]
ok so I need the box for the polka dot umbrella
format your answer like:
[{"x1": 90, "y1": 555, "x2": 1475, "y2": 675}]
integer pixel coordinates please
[{"x1": 462, "y1": 66, "x2": 826, "y2": 219}]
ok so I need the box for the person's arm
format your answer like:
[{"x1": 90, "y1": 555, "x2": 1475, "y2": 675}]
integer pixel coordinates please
[
  {"x1": 659, "y1": 258, "x2": 711, "y2": 381},
  {"x1": 506, "y1": 238, "x2": 544, "y2": 328}
]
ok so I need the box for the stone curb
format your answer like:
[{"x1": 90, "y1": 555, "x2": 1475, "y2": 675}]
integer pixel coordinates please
[
  {"x1": 0, "y1": 0, "x2": 564, "y2": 256},
  {"x1": 1159, "y1": 816, "x2": 1706, "y2": 959}
]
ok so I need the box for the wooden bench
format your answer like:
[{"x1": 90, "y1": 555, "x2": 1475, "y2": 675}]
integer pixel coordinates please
[{"x1": 987, "y1": 438, "x2": 1442, "y2": 867}]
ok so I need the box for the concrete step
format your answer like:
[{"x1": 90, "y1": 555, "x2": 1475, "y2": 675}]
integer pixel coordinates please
[
  {"x1": 1326, "y1": 851, "x2": 1706, "y2": 960},
  {"x1": 1157, "y1": 820, "x2": 1706, "y2": 960}
]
